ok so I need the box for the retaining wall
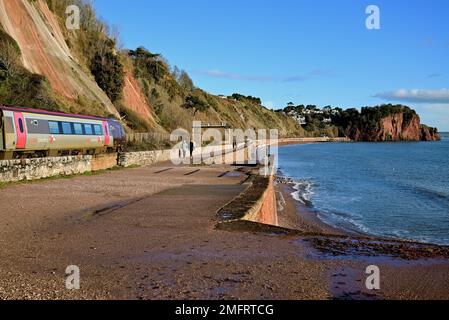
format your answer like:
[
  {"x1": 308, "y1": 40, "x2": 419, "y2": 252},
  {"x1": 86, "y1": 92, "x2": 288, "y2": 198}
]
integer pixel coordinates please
[
  {"x1": 0, "y1": 156, "x2": 92, "y2": 183},
  {"x1": 92, "y1": 153, "x2": 118, "y2": 171},
  {"x1": 118, "y1": 150, "x2": 172, "y2": 167}
]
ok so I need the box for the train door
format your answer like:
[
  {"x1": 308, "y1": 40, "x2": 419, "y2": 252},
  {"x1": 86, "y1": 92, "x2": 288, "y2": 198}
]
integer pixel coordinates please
[
  {"x1": 13, "y1": 112, "x2": 26, "y2": 149},
  {"x1": 102, "y1": 121, "x2": 110, "y2": 146}
]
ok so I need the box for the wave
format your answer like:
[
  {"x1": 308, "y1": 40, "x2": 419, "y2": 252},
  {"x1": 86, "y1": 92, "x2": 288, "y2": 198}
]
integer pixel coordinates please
[
  {"x1": 317, "y1": 209, "x2": 373, "y2": 235},
  {"x1": 286, "y1": 177, "x2": 370, "y2": 234},
  {"x1": 412, "y1": 185, "x2": 449, "y2": 203},
  {"x1": 291, "y1": 179, "x2": 314, "y2": 206},
  {"x1": 390, "y1": 179, "x2": 449, "y2": 204}
]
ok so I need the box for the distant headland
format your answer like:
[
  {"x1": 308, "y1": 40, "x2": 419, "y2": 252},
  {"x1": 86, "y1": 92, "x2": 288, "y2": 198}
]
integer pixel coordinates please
[{"x1": 276, "y1": 103, "x2": 440, "y2": 142}]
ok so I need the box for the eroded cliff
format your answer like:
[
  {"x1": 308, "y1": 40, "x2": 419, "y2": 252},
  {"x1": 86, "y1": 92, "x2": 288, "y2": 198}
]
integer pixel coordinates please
[{"x1": 347, "y1": 112, "x2": 440, "y2": 142}]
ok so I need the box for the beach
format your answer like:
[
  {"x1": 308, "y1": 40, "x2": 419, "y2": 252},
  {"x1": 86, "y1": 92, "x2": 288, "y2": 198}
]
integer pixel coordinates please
[
  {"x1": 274, "y1": 179, "x2": 449, "y2": 299},
  {"x1": 1, "y1": 149, "x2": 449, "y2": 300}
]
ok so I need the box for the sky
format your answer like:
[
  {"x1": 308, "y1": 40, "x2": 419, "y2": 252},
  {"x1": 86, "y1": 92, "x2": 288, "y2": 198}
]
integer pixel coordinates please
[{"x1": 94, "y1": 0, "x2": 449, "y2": 130}]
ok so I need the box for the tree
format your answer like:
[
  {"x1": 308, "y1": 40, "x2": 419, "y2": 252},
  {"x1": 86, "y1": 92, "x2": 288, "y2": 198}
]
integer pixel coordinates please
[
  {"x1": 182, "y1": 93, "x2": 209, "y2": 116},
  {"x1": 90, "y1": 38, "x2": 125, "y2": 102},
  {"x1": 129, "y1": 47, "x2": 169, "y2": 83},
  {"x1": 323, "y1": 105, "x2": 332, "y2": 114},
  {"x1": 0, "y1": 32, "x2": 21, "y2": 80},
  {"x1": 178, "y1": 70, "x2": 195, "y2": 91}
]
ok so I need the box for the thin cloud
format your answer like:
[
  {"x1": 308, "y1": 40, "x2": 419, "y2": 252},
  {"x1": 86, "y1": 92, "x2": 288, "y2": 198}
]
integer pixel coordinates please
[
  {"x1": 427, "y1": 73, "x2": 442, "y2": 78},
  {"x1": 193, "y1": 69, "x2": 331, "y2": 83},
  {"x1": 195, "y1": 70, "x2": 275, "y2": 82},
  {"x1": 283, "y1": 75, "x2": 307, "y2": 82},
  {"x1": 374, "y1": 89, "x2": 449, "y2": 104}
]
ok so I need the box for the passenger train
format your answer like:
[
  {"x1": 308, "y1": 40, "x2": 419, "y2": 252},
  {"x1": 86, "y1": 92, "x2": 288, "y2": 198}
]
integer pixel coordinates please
[{"x1": 0, "y1": 105, "x2": 126, "y2": 160}]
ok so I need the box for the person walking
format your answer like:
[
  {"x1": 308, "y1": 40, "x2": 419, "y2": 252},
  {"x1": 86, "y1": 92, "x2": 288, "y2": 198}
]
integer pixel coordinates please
[
  {"x1": 189, "y1": 140, "x2": 195, "y2": 162},
  {"x1": 181, "y1": 139, "x2": 189, "y2": 159}
]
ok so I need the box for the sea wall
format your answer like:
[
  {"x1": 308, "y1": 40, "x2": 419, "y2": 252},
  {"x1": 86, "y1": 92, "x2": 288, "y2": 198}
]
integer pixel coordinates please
[
  {"x1": 217, "y1": 172, "x2": 279, "y2": 227},
  {"x1": 254, "y1": 175, "x2": 278, "y2": 225},
  {"x1": 0, "y1": 156, "x2": 92, "y2": 183},
  {"x1": 0, "y1": 144, "x2": 242, "y2": 183},
  {"x1": 279, "y1": 137, "x2": 350, "y2": 146},
  {"x1": 118, "y1": 150, "x2": 172, "y2": 167},
  {"x1": 242, "y1": 175, "x2": 278, "y2": 226}
]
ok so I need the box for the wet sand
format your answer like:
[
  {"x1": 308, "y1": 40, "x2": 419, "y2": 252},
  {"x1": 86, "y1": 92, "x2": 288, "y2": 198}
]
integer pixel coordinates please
[
  {"x1": 275, "y1": 181, "x2": 449, "y2": 300},
  {"x1": 0, "y1": 163, "x2": 331, "y2": 300}
]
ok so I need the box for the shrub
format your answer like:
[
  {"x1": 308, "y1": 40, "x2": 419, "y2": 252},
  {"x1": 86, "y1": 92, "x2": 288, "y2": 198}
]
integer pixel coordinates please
[
  {"x1": 182, "y1": 92, "x2": 209, "y2": 115},
  {"x1": 90, "y1": 39, "x2": 125, "y2": 102},
  {"x1": 0, "y1": 30, "x2": 21, "y2": 80},
  {"x1": 129, "y1": 47, "x2": 169, "y2": 84},
  {"x1": 116, "y1": 103, "x2": 152, "y2": 132}
]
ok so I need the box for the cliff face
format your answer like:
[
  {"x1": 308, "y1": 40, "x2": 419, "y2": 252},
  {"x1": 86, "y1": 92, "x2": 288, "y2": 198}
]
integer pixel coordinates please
[
  {"x1": 0, "y1": 0, "x2": 119, "y2": 117},
  {"x1": 348, "y1": 113, "x2": 440, "y2": 142},
  {"x1": 0, "y1": 0, "x2": 303, "y2": 136}
]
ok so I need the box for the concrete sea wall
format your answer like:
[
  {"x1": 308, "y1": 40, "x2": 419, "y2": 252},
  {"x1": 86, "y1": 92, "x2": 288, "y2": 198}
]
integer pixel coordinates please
[
  {"x1": 217, "y1": 173, "x2": 279, "y2": 227},
  {"x1": 252, "y1": 175, "x2": 278, "y2": 226}
]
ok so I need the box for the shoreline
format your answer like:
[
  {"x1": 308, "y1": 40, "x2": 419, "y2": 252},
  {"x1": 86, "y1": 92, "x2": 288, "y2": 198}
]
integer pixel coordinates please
[
  {"x1": 1, "y1": 143, "x2": 449, "y2": 300},
  {"x1": 0, "y1": 160, "x2": 449, "y2": 299},
  {"x1": 274, "y1": 176, "x2": 449, "y2": 260},
  {"x1": 275, "y1": 181, "x2": 345, "y2": 235},
  {"x1": 275, "y1": 141, "x2": 449, "y2": 249}
]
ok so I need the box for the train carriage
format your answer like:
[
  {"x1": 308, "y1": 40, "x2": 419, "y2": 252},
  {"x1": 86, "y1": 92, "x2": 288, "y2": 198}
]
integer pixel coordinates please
[{"x1": 0, "y1": 106, "x2": 125, "y2": 160}]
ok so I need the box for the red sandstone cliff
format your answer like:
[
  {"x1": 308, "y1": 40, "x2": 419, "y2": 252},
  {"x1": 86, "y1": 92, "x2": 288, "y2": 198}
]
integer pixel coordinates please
[
  {"x1": 0, "y1": 0, "x2": 157, "y2": 125},
  {"x1": 348, "y1": 113, "x2": 440, "y2": 142}
]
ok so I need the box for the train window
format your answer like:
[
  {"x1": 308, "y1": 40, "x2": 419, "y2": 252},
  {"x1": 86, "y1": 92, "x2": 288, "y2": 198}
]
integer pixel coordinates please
[
  {"x1": 18, "y1": 118, "x2": 24, "y2": 133},
  {"x1": 49, "y1": 121, "x2": 60, "y2": 134},
  {"x1": 73, "y1": 123, "x2": 83, "y2": 135},
  {"x1": 84, "y1": 124, "x2": 93, "y2": 135},
  {"x1": 62, "y1": 122, "x2": 73, "y2": 135},
  {"x1": 94, "y1": 125, "x2": 103, "y2": 135}
]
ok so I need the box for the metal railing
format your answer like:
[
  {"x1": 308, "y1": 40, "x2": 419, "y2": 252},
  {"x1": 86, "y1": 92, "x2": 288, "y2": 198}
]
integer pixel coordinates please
[{"x1": 126, "y1": 132, "x2": 171, "y2": 143}]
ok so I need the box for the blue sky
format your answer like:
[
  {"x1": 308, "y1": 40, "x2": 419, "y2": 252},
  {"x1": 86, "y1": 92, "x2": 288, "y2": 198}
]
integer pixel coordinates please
[{"x1": 94, "y1": 0, "x2": 449, "y2": 130}]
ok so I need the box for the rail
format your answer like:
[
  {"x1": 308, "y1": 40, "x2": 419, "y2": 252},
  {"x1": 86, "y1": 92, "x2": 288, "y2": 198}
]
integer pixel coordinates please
[{"x1": 126, "y1": 132, "x2": 171, "y2": 143}]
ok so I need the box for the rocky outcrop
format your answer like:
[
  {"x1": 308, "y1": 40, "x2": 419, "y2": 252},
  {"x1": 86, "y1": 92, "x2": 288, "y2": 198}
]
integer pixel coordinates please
[
  {"x1": 347, "y1": 113, "x2": 440, "y2": 142},
  {"x1": 420, "y1": 125, "x2": 441, "y2": 141}
]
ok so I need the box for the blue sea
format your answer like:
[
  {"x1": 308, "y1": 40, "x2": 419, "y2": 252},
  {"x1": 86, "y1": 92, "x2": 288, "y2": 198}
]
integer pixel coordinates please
[{"x1": 278, "y1": 133, "x2": 449, "y2": 246}]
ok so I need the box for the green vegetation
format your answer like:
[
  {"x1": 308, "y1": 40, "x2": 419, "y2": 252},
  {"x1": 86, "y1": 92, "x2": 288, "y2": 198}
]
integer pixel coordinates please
[
  {"x1": 125, "y1": 45, "x2": 303, "y2": 136},
  {"x1": 182, "y1": 91, "x2": 210, "y2": 115},
  {"x1": 116, "y1": 103, "x2": 152, "y2": 132},
  {"x1": 2, "y1": 0, "x2": 308, "y2": 147},
  {"x1": 0, "y1": 29, "x2": 60, "y2": 110},
  {"x1": 278, "y1": 103, "x2": 439, "y2": 140},
  {"x1": 229, "y1": 93, "x2": 262, "y2": 105},
  {"x1": 90, "y1": 38, "x2": 125, "y2": 103},
  {"x1": 129, "y1": 47, "x2": 170, "y2": 84},
  {"x1": 332, "y1": 104, "x2": 418, "y2": 135}
]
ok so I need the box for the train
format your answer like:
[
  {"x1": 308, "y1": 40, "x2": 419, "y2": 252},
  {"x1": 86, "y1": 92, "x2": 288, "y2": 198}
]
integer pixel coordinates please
[{"x1": 0, "y1": 105, "x2": 126, "y2": 160}]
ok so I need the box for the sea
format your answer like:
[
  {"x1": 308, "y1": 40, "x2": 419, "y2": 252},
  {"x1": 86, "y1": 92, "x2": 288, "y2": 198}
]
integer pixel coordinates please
[{"x1": 278, "y1": 132, "x2": 449, "y2": 245}]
